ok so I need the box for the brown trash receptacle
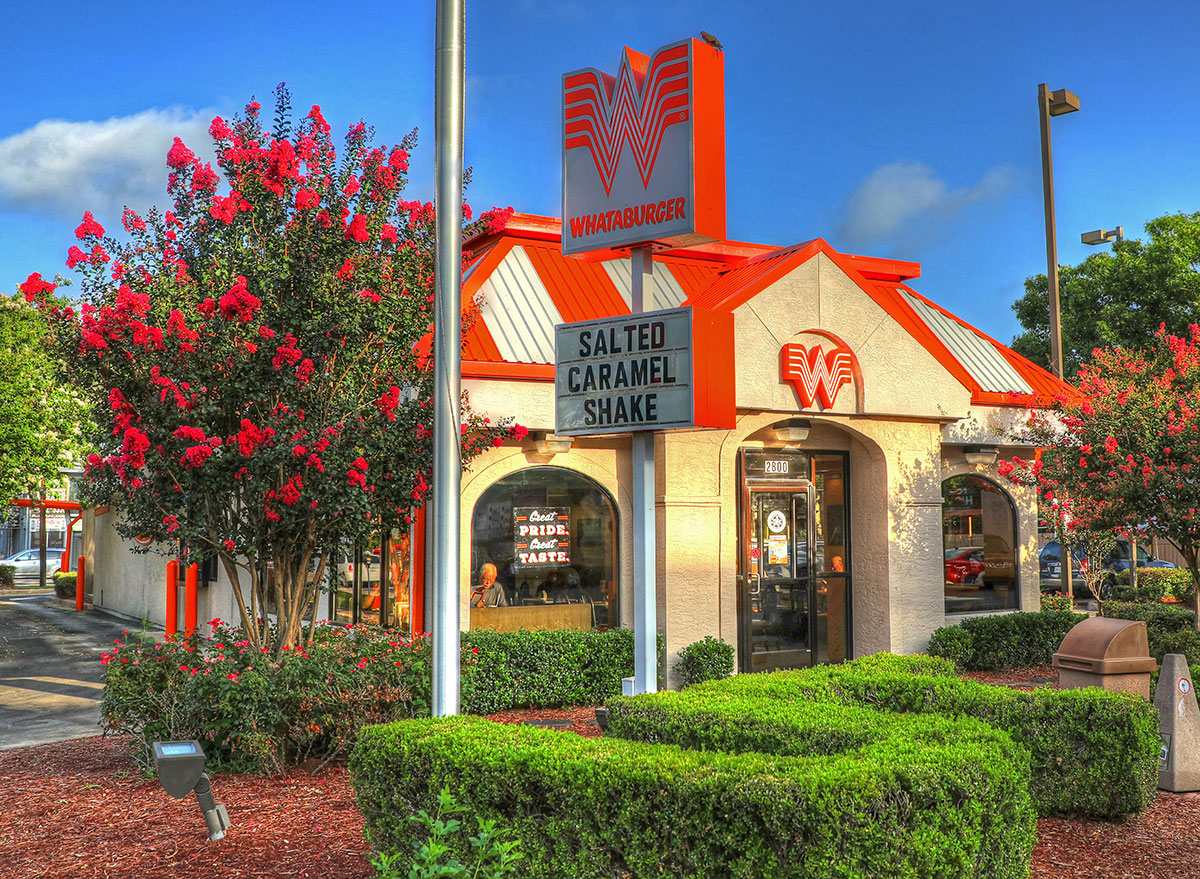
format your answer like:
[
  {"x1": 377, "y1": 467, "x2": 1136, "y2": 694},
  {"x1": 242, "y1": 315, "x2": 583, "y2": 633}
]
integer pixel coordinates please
[{"x1": 1052, "y1": 617, "x2": 1158, "y2": 699}]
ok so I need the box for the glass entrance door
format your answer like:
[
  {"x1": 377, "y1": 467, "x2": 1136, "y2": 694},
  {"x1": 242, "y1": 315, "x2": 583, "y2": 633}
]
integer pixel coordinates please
[{"x1": 743, "y1": 486, "x2": 812, "y2": 672}]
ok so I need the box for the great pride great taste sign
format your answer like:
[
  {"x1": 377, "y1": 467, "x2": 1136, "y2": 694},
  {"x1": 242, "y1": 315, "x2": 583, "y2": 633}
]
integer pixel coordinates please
[
  {"x1": 555, "y1": 306, "x2": 735, "y2": 435},
  {"x1": 514, "y1": 507, "x2": 571, "y2": 567},
  {"x1": 561, "y1": 37, "x2": 726, "y2": 257}
]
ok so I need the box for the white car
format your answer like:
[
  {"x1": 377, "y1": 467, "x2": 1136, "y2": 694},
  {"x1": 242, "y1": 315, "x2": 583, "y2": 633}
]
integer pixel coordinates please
[{"x1": 1, "y1": 548, "x2": 58, "y2": 581}]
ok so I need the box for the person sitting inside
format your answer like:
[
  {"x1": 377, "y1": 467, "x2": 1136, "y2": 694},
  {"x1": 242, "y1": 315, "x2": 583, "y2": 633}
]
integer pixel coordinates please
[{"x1": 470, "y1": 563, "x2": 509, "y2": 608}]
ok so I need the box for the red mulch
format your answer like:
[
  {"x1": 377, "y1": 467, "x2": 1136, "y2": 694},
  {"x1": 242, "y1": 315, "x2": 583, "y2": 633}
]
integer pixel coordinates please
[{"x1": 0, "y1": 686, "x2": 1194, "y2": 878}]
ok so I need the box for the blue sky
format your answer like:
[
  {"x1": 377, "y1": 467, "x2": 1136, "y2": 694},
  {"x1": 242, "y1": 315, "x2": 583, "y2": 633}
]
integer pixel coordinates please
[{"x1": 2, "y1": 1, "x2": 1197, "y2": 346}]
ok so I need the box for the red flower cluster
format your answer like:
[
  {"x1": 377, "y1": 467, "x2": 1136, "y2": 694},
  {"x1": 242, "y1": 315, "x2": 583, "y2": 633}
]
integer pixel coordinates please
[
  {"x1": 218, "y1": 276, "x2": 261, "y2": 322},
  {"x1": 75, "y1": 210, "x2": 105, "y2": 240}
]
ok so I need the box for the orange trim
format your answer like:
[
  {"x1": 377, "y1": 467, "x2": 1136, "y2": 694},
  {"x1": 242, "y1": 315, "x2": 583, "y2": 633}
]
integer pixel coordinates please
[
  {"x1": 411, "y1": 505, "x2": 426, "y2": 635},
  {"x1": 462, "y1": 360, "x2": 555, "y2": 381},
  {"x1": 524, "y1": 240, "x2": 628, "y2": 322},
  {"x1": 840, "y1": 253, "x2": 922, "y2": 282},
  {"x1": 690, "y1": 306, "x2": 737, "y2": 427},
  {"x1": 689, "y1": 37, "x2": 727, "y2": 247}
]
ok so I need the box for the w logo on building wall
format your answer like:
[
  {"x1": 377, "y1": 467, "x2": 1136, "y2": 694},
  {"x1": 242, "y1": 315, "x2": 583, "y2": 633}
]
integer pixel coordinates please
[
  {"x1": 563, "y1": 42, "x2": 692, "y2": 196},
  {"x1": 781, "y1": 342, "x2": 855, "y2": 410}
]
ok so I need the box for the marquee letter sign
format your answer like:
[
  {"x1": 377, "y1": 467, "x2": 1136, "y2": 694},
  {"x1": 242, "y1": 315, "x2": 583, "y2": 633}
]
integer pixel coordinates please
[
  {"x1": 781, "y1": 343, "x2": 854, "y2": 410},
  {"x1": 561, "y1": 38, "x2": 726, "y2": 258}
]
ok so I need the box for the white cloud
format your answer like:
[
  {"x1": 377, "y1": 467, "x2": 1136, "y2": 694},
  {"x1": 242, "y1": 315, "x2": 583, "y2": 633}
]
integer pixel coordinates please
[
  {"x1": 837, "y1": 161, "x2": 1017, "y2": 252},
  {"x1": 0, "y1": 108, "x2": 215, "y2": 224}
]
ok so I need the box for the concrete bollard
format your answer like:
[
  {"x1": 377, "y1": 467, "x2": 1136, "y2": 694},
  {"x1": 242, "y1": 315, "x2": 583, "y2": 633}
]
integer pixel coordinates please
[{"x1": 1154, "y1": 654, "x2": 1200, "y2": 792}]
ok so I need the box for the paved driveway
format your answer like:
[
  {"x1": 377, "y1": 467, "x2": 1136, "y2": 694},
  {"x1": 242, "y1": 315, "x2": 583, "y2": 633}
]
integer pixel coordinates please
[{"x1": 0, "y1": 593, "x2": 142, "y2": 750}]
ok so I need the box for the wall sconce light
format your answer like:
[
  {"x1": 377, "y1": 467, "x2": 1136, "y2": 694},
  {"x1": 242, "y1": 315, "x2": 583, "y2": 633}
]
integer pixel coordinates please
[
  {"x1": 533, "y1": 434, "x2": 574, "y2": 456},
  {"x1": 773, "y1": 419, "x2": 811, "y2": 444},
  {"x1": 964, "y1": 446, "x2": 999, "y2": 466}
]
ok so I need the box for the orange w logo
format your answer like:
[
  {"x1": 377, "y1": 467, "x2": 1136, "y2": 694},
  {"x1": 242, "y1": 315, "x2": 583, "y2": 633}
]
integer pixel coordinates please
[
  {"x1": 563, "y1": 42, "x2": 692, "y2": 196},
  {"x1": 781, "y1": 343, "x2": 854, "y2": 410}
]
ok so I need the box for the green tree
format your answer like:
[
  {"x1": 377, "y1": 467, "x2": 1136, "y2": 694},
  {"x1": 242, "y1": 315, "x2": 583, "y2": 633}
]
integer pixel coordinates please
[
  {"x1": 0, "y1": 292, "x2": 90, "y2": 505},
  {"x1": 22, "y1": 87, "x2": 519, "y2": 653},
  {"x1": 1011, "y1": 212, "x2": 1200, "y2": 376},
  {"x1": 1001, "y1": 327, "x2": 1200, "y2": 629}
]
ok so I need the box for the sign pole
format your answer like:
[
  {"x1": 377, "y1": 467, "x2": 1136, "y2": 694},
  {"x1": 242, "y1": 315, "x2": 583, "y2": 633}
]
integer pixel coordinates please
[
  {"x1": 431, "y1": 0, "x2": 464, "y2": 718},
  {"x1": 631, "y1": 246, "x2": 658, "y2": 694}
]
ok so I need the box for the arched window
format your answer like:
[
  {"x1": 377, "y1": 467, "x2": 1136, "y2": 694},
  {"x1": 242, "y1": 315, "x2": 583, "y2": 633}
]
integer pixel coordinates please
[
  {"x1": 471, "y1": 467, "x2": 618, "y2": 628},
  {"x1": 942, "y1": 475, "x2": 1018, "y2": 613}
]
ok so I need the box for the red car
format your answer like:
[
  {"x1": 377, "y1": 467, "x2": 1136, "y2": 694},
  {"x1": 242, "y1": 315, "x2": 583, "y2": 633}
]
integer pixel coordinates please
[{"x1": 944, "y1": 548, "x2": 986, "y2": 586}]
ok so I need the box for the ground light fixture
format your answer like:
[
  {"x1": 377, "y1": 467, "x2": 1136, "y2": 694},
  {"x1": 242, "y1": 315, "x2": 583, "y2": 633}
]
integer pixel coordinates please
[{"x1": 152, "y1": 740, "x2": 231, "y2": 841}]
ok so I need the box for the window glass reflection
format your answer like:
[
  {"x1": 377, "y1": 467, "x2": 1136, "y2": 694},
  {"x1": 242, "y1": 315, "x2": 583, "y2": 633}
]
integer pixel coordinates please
[{"x1": 942, "y1": 475, "x2": 1018, "y2": 613}]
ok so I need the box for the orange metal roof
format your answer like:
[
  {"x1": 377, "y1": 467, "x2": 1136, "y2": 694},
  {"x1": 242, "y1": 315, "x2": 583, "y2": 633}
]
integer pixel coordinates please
[{"x1": 449, "y1": 213, "x2": 1077, "y2": 406}]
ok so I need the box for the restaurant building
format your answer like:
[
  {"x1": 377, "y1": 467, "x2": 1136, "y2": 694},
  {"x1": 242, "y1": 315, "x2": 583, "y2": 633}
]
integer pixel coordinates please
[
  {"x1": 80, "y1": 37, "x2": 1075, "y2": 685},
  {"x1": 79, "y1": 211, "x2": 1071, "y2": 684}
]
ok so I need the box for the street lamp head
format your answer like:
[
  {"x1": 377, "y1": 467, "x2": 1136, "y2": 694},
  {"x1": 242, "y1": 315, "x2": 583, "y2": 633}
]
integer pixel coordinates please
[
  {"x1": 1082, "y1": 226, "x2": 1124, "y2": 246},
  {"x1": 1048, "y1": 88, "x2": 1080, "y2": 116}
]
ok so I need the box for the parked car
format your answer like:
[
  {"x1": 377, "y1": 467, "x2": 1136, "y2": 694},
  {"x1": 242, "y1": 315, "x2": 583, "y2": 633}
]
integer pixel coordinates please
[
  {"x1": 0, "y1": 548, "x2": 58, "y2": 581},
  {"x1": 944, "y1": 547, "x2": 986, "y2": 586},
  {"x1": 1039, "y1": 539, "x2": 1175, "y2": 599}
]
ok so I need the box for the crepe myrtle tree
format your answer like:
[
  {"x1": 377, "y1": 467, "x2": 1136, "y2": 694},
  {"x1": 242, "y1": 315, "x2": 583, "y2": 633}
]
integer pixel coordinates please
[
  {"x1": 1000, "y1": 326, "x2": 1200, "y2": 627},
  {"x1": 20, "y1": 87, "x2": 522, "y2": 655}
]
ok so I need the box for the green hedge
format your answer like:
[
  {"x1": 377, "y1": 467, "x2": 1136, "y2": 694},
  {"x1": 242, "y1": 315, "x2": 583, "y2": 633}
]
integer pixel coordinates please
[
  {"x1": 1113, "y1": 567, "x2": 1196, "y2": 603},
  {"x1": 0, "y1": 565, "x2": 12, "y2": 587},
  {"x1": 684, "y1": 655, "x2": 1158, "y2": 818},
  {"x1": 104, "y1": 623, "x2": 645, "y2": 772},
  {"x1": 673, "y1": 635, "x2": 735, "y2": 687},
  {"x1": 460, "y1": 628, "x2": 658, "y2": 714},
  {"x1": 1103, "y1": 601, "x2": 1200, "y2": 666},
  {"x1": 351, "y1": 715, "x2": 1035, "y2": 879},
  {"x1": 927, "y1": 610, "x2": 1086, "y2": 671}
]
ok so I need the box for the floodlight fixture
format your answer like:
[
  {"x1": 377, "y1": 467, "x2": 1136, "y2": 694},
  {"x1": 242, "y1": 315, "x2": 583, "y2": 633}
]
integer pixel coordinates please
[{"x1": 152, "y1": 740, "x2": 231, "y2": 841}]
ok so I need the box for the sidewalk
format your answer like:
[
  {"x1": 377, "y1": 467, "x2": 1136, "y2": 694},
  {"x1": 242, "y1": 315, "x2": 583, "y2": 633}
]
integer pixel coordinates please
[{"x1": 0, "y1": 592, "x2": 152, "y2": 750}]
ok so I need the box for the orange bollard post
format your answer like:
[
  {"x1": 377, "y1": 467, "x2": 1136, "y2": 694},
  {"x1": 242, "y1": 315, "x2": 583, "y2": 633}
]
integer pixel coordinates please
[
  {"x1": 165, "y1": 560, "x2": 179, "y2": 637},
  {"x1": 75, "y1": 555, "x2": 86, "y2": 611},
  {"x1": 184, "y1": 563, "x2": 198, "y2": 638}
]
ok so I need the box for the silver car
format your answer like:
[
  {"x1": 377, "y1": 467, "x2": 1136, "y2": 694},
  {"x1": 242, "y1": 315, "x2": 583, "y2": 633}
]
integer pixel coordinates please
[{"x1": 1, "y1": 548, "x2": 55, "y2": 581}]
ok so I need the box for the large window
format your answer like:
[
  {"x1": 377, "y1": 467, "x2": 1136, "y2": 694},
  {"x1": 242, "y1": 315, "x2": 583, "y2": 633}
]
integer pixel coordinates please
[
  {"x1": 471, "y1": 467, "x2": 618, "y2": 630},
  {"x1": 942, "y1": 475, "x2": 1018, "y2": 613}
]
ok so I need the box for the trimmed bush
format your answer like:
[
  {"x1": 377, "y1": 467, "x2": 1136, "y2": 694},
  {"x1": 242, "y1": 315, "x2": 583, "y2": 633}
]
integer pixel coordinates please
[
  {"x1": 459, "y1": 628, "x2": 656, "y2": 714},
  {"x1": 0, "y1": 565, "x2": 13, "y2": 587},
  {"x1": 351, "y1": 715, "x2": 1036, "y2": 879},
  {"x1": 673, "y1": 635, "x2": 734, "y2": 687},
  {"x1": 1114, "y1": 567, "x2": 1196, "y2": 603},
  {"x1": 1102, "y1": 600, "x2": 1194, "y2": 634},
  {"x1": 927, "y1": 610, "x2": 1086, "y2": 671},
  {"x1": 52, "y1": 571, "x2": 76, "y2": 599},
  {"x1": 102, "y1": 622, "x2": 645, "y2": 772},
  {"x1": 688, "y1": 656, "x2": 1159, "y2": 818}
]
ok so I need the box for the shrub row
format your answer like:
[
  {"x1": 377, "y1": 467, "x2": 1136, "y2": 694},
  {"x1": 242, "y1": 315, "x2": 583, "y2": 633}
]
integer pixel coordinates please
[
  {"x1": 0, "y1": 564, "x2": 13, "y2": 587},
  {"x1": 1113, "y1": 567, "x2": 1196, "y2": 603},
  {"x1": 351, "y1": 714, "x2": 1036, "y2": 879},
  {"x1": 678, "y1": 654, "x2": 1159, "y2": 818},
  {"x1": 103, "y1": 622, "x2": 641, "y2": 773},
  {"x1": 926, "y1": 609, "x2": 1086, "y2": 671},
  {"x1": 460, "y1": 628, "x2": 654, "y2": 714}
]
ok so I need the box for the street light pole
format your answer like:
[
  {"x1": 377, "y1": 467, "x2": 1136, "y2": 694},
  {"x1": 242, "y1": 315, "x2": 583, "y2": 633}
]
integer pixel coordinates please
[{"x1": 1038, "y1": 83, "x2": 1080, "y2": 380}]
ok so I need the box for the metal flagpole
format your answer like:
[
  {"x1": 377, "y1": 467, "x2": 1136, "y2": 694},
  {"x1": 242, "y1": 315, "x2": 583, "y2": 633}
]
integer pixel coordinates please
[
  {"x1": 432, "y1": 0, "x2": 465, "y2": 717},
  {"x1": 630, "y1": 246, "x2": 658, "y2": 694}
]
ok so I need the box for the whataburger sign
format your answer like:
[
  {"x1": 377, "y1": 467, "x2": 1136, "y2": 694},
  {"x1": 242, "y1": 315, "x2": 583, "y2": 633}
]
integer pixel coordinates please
[{"x1": 561, "y1": 37, "x2": 726, "y2": 257}]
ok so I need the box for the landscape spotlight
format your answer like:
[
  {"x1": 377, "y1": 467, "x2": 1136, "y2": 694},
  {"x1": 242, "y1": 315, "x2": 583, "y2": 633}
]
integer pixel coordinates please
[{"x1": 152, "y1": 740, "x2": 231, "y2": 841}]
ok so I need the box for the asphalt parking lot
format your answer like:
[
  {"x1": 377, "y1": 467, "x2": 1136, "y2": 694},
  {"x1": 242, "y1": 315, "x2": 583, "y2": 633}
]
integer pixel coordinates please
[{"x1": 0, "y1": 592, "x2": 146, "y2": 750}]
